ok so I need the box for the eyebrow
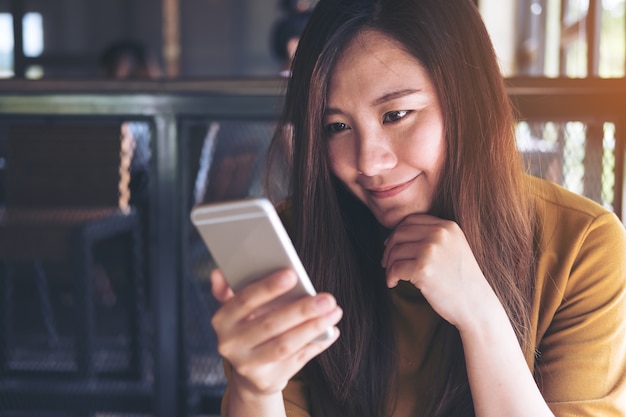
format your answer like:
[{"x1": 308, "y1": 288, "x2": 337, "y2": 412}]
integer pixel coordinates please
[
  {"x1": 325, "y1": 88, "x2": 423, "y2": 116},
  {"x1": 372, "y1": 89, "x2": 423, "y2": 106}
]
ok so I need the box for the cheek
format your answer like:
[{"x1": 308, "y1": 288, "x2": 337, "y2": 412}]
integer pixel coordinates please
[
  {"x1": 406, "y1": 142, "x2": 443, "y2": 172},
  {"x1": 404, "y1": 123, "x2": 445, "y2": 174},
  {"x1": 327, "y1": 141, "x2": 354, "y2": 181}
]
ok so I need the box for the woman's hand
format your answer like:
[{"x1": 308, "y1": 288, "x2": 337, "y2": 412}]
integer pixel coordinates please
[
  {"x1": 210, "y1": 268, "x2": 342, "y2": 401},
  {"x1": 382, "y1": 214, "x2": 499, "y2": 329},
  {"x1": 383, "y1": 214, "x2": 554, "y2": 417}
]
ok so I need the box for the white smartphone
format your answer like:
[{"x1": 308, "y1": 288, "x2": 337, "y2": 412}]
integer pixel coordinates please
[{"x1": 190, "y1": 197, "x2": 333, "y2": 341}]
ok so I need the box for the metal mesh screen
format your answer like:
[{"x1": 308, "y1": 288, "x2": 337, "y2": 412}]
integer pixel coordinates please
[
  {"x1": 181, "y1": 119, "x2": 276, "y2": 401},
  {"x1": 516, "y1": 120, "x2": 616, "y2": 211},
  {"x1": 0, "y1": 119, "x2": 153, "y2": 416}
]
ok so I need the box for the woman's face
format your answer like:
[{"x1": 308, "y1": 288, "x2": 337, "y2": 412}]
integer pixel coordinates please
[{"x1": 325, "y1": 30, "x2": 446, "y2": 229}]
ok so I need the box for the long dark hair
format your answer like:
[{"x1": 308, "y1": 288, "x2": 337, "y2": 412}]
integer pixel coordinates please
[{"x1": 266, "y1": 0, "x2": 537, "y2": 415}]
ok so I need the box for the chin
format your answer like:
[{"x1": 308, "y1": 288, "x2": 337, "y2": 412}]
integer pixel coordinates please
[
  {"x1": 373, "y1": 210, "x2": 404, "y2": 230},
  {"x1": 374, "y1": 204, "x2": 429, "y2": 229}
]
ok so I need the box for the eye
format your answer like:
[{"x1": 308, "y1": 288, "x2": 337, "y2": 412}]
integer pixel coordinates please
[
  {"x1": 325, "y1": 122, "x2": 350, "y2": 135},
  {"x1": 383, "y1": 110, "x2": 410, "y2": 123}
]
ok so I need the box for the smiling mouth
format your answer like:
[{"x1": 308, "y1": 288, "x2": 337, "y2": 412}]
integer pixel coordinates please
[{"x1": 367, "y1": 176, "x2": 418, "y2": 199}]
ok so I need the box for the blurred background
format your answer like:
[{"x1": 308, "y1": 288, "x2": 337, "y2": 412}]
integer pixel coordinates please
[
  {"x1": 0, "y1": 0, "x2": 624, "y2": 416},
  {"x1": 0, "y1": 0, "x2": 320, "y2": 79},
  {"x1": 0, "y1": 0, "x2": 624, "y2": 79}
]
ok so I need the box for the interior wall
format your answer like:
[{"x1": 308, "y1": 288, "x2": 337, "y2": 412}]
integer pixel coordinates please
[
  {"x1": 180, "y1": 0, "x2": 283, "y2": 77},
  {"x1": 0, "y1": 0, "x2": 284, "y2": 78}
]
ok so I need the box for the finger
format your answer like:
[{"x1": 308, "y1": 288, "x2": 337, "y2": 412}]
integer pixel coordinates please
[
  {"x1": 382, "y1": 216, "x2": 451, "y2": 265},
  {"x1": 220, "y1": 299, "x2": 342, "y2": 370},
  {"x1": 252, "y1": 307, "x2": 342, "y2": 364},
  {"x1": 382, "y1": 225, "x2": 432, "y2": 267},
  {"x1": 213, "y1": 269, "x2": 298, "y2": 330},
  {"x1": 231, "y1": 326, "x2": 341, "y2": 395},
  {"x1": 385, "y1": 256, "x2": 428, "y2": 288},
  {"x1": 383, "y1": 237, "x2": 414, "y2": 265},
  {"x1": 275, "y1": 326, "x2": 340, "y2": 379},
  {"x1": 385, "y1": 214, "x2": 445, "y2": 245},
  {"x1": 210, "y1": 269, "x2": 235, "y2": 304},
  {"x1": 396, "y1": 213, "x2": 446, "y2": 228},
  {"x1": 235, "y1": 292, "x2": 340, "y2": 349}
]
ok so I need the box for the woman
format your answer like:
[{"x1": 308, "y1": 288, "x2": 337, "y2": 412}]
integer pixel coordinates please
[{"x1": 210, "y1": 0, "x2": 626, "y2": 416}]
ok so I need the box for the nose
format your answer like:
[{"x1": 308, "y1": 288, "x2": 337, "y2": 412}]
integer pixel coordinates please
[{"x1": 356, "y1": 128, "x2": 397, "y2": 176}]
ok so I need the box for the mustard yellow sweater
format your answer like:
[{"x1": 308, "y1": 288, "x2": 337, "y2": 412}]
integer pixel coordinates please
[{"x1": 222, "y1": 177, "x2": 626, "y2": 416}]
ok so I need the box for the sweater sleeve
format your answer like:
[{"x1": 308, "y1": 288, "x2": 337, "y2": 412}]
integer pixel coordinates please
[{"x1": 535, "y1": 211, "x2": 626, "y2": 417}]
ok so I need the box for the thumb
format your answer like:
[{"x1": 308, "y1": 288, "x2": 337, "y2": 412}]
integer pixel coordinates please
[{"x1": 210, "y1": 269, "x2": 235, "y2": 303}]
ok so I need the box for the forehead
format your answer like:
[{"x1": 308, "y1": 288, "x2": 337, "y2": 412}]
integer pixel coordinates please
[
  {"x1": 342, "y1": 29, "x2": 405, "y2": 56},
  {"x1": 327, "y1": 29, "x2": 435, "y2": 103}
]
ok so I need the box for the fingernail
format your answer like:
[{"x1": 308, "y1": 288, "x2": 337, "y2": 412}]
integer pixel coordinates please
[
  {"x1": 315, "y1": 295, "x2": 334, "y2": 309},
  {"x1": 331, "y1": 306, "x2": 343, "y2": 318}
]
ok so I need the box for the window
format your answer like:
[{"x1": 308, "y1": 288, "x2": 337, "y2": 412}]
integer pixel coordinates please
[
  {"x1": 599, "y1": 0, "x2": 625, "y2": 77},
  {"x1": 480, "y1": 1, "x2": 624, "y2": 211},
  {"x1": 0, "y1": 14, "x2": 13, "y2": 77},
  {"x1": 481, "y1": 0, "x2": 626, "y2": 77},
  {"x1": 0, "y1": 12, "x2": 44, "y2": 79}
]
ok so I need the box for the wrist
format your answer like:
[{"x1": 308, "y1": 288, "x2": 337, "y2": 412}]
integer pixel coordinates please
[
  {"x1": 228, "y1": 372, "x2": 286, "y2": 414},
  {"x1": 445, "y1": 269, "x2": 506, "y2": 334},
  {"x1": 457, "y1": 290, "x2": 511, "y2": 341}
]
